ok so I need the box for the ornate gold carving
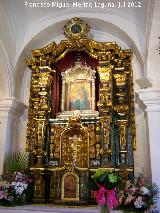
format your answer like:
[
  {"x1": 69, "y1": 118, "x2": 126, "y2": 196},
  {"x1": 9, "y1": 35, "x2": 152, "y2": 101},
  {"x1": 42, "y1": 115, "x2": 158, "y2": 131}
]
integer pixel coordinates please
[
  {"x1": 130, "y1": 68, "x2": 136, "y2": 150},
  {"x1": 114, "y1": 105, "x2": 129, "y2": 113},
  {"x1": 117, "y1": 120, "x2": 128, "y2": 164},
  {"x1": 61, "y1": 117, "x2": 89, "y2": 170},
  {"x1": 25, "y1": 17, "x2": 137, "y2": 203},
  {"x1": 114, "y1": 74, "x2": 127, "y2": 87},
  {"x1": 50, "y1": 173, "x2": 57, "y2": 199},
  {"x1": 97, "y1": 64, "x2": 113, "y2": 165},
  {"x1": 97, "y1": 66, "x2": 112, "y2": 112},
  {"x1": 119, "y1": 167, "x2": 129, "y2": 185},
  {"x1": 32, "y1": 170, "x2": 44, "y2": 199},
  {"x1": 88, "y1": 125, "x2": 97, "y2": 159},
  {"x1": 64, "y1": 17, "x2": 90, "y2": 40},
  {"x1": 26, "y1": 37, "x2": 131, "y2": 65},
  {"x1": 36, "y1": 119, "x2": 46, "y2": 164},
  {"x1": 99, "y1": 116, "x2": 112, "y2": 163},
  {"x1": 32, "y1": 42, "x2": 57, "y2": 57},
  {"x1": 26, "y1": 66, "x2": 53, "y2": 165},
  {"x1": 61, "y1": 61, "x2": 96, "y2": 112},
  {"x1": 50, "y1": 125, "x2": 63, "y2": 160}
]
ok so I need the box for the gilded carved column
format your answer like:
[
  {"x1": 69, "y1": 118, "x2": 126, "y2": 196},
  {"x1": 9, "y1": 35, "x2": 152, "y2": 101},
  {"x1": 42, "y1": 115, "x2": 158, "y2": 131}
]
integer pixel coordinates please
[
  {"x1": 113, "y1": 50, "x2": 135, "y2": 166},
  {"x1": 97, "y1": 52, "x2": 113, "y2": 165},
  {"x1": 26, "y1": 63, "x2": 53, "y2": 165},
  {"x1": 129, "y1": 67, "x2": 136, "y2": 150},
  {"x1": 117, "y1": 120, "x2": 128, "y2": 164}
]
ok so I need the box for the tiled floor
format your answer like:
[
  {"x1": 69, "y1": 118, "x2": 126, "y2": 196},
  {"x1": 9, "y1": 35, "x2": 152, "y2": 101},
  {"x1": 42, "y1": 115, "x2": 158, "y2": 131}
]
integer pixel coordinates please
[{"x1": 0, "y1": 205, "x2": 122, "y2": 213}]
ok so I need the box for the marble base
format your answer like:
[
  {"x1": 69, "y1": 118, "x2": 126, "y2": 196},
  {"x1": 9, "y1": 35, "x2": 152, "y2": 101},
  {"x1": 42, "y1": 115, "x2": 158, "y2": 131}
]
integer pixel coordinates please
[{"x1": 0, "y1": 205, "x2": 123, "y2": 213}]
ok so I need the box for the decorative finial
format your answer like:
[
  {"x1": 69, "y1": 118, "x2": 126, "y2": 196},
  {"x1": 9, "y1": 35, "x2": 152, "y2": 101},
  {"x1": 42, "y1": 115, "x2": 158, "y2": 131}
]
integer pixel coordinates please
[{"x1": 63, "y1": 17, "x2": 90, "y2": 40}]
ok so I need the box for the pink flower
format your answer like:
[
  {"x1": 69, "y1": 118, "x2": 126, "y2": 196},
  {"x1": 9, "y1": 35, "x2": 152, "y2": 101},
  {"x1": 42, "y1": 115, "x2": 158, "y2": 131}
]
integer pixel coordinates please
[
  {"x1": 126, "y1": 180, "x2": 132, "y2": 188},
  {"x1": 0, "y1": 190, "x2": 8, "y2": 200},
  {"x1": 137, "y1": 176, "x2": 144, "y2": 187},
  {"x1": 26, "y1": 177, "x2": 34, "y2": 184}
]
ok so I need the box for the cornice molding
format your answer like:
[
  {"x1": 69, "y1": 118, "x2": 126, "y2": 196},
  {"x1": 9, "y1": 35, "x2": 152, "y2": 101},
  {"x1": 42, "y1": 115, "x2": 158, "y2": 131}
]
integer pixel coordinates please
[
  {"x1": 0, "y1": 97, "x2": 28, "y2": 119},
  {"x1": 138, "y1": 88, "x2": 160, "y2": 111}
]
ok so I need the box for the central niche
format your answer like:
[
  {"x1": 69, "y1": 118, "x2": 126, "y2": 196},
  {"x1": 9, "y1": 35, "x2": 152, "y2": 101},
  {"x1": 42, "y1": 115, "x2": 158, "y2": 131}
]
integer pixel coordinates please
[
  {"x1": 57, "y1": 58, "x2": 98, "y2": 118},
  {"x1": 56, "y1": 52, "x2": 99, "y2": 119}
]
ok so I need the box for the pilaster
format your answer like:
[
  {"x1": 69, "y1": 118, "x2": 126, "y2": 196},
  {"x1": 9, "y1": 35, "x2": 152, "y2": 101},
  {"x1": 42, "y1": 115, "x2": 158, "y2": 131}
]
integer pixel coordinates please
[
  {"x1": 0, "y1": 97, "x2": 27, "y2": 174},
  {"x1": 139, "y1": 88, "x2": 160, "y2": 210}
]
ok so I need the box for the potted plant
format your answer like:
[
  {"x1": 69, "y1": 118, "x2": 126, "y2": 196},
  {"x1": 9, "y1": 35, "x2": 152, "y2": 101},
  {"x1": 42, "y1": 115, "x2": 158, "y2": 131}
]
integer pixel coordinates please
[{"x1": 90, "y1": 168, "x2": 121, "y2": 213}]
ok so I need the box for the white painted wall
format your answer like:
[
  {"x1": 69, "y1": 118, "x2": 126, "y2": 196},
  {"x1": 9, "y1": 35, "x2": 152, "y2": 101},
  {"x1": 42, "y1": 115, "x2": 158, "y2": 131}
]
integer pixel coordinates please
[
  {"x1": 146, "y1": 0, "x2": 160, "y2": 87},
  {"x1": 134, "y1": 111, "x2": 151, "y2": 178},
  {"x1": 0, "y1": 98, "x2": 27, "y2": 174}
]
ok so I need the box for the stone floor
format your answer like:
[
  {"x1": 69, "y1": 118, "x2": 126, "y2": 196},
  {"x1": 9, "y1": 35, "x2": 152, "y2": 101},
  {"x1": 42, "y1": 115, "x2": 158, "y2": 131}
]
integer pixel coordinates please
[{"x1": 0, "y1": 205, "x2": 122, "y2": 213}]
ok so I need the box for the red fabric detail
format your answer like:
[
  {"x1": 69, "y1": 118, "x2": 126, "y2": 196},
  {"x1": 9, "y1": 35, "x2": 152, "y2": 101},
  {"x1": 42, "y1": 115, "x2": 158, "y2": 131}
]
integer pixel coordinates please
[
  {"x1": 51, "y1": 51, "x2": 99, "y2": 117},
  {"x1": 57, "y1": 51, "x2": 98, "y2": 72}
]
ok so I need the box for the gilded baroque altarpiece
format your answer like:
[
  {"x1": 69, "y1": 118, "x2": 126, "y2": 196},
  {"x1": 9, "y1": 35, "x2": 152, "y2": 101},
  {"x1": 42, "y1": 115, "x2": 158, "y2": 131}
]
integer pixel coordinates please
[{"x1": 26, "y1": 18, "x2": 136, "y2": 204}]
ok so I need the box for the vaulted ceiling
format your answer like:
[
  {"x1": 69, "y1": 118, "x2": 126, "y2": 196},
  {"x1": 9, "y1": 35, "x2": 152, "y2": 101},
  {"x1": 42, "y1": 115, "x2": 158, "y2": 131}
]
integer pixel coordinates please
[
  {"x1": 0, "y1": 0, "x2": 151, "y2": 63},
  {"x1": 0, "y1": 0, "x2": 159, "y2": 99}
]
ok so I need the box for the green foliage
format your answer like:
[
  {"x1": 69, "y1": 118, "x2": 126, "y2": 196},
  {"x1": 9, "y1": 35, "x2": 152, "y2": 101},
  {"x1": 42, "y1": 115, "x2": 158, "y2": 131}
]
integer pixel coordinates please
[
  {"x1": 4, "y1": 151, "x2": 29, "y2": 173},
  {"x1": 91, "y1": 168, "x2": 122, "y2": 190},
  {"x1": 88, "y1": 175, "x2": 99, "y2": 191}
]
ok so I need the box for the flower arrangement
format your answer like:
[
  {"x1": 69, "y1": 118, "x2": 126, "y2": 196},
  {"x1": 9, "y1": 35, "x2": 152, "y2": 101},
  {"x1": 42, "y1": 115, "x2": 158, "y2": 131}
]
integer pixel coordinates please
[
  {"x1": 117, "y1": 175, "x2": 159, "y2": 212},
  {"x1": 90, "y1": 168, "x2": 121, "y2": 213},
  {"x1": 0, "y1": 172, "x2": 34, "y2": 206}
]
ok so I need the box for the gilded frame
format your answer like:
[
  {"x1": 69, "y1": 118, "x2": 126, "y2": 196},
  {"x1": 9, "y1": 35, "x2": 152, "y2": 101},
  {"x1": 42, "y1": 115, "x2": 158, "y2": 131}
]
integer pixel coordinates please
[
  {"x1": 26, "y1": 17, "x2": 136, "y2": 168},
  {"x1": 60, "y1": 118, "x2": 90, "y2": 168}
]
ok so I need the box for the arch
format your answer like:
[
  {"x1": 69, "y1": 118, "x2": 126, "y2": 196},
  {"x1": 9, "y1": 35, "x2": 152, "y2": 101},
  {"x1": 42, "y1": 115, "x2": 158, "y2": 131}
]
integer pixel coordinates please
[
  {"x1": 61, "y1": 172, "x2": 79, "y2": 201},
  {"x1": 15, "y1": 11, "x2": 144, "y2": 61},
  {"x1": 14, "y1": 13, "x2": 144, "y2": 99},
  {"x1": 0, "y1": 40, "x2": 13, "y2": 97},
  {"x1": 20, "y1": 67, "x2": 31, "y2": 105}
]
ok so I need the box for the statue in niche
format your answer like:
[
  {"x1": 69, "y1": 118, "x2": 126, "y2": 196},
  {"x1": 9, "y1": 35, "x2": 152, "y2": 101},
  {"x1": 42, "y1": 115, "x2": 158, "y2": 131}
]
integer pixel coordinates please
[
  {"x1": 59, "y1": 61, "x2": 97, "y2": 115},
  {"x1": 70, "y1": 82, "x2": 90, "y2": 111}
]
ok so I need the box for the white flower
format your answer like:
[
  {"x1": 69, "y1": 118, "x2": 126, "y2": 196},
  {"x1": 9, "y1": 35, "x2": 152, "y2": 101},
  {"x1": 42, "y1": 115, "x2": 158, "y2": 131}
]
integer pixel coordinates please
[
  {"x1": 15, "y1": 188, "x2": 23, "y2": 195},
  {"x1": 140, "y1": 186, "x2": 150, "y2": 195},
  {"x1": 134, "y1": 196, "x2": 146, "y2": 209},
  {"x1": 14, "y1": 172, "x2": 24, "y2": 181},
  {"x1": 12, "y1": 181, "x2": 28, "y2": 195},
  {"x1": 12, "y1": 181, "x2": 17, "y2": 186}
]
